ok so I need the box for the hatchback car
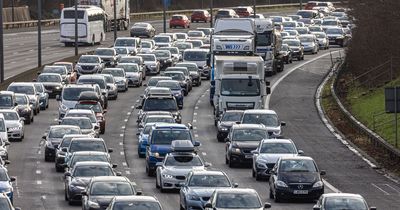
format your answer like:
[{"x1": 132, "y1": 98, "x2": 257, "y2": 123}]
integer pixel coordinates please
[
  {"x1": 216, "y1": 110, "x2": 244, "y2": 141},
  {"x1": 170, "y1": 14, "x2": 190, "y2": 28},
  {"x1": 313, "y1": 193, "x2": 377, "y2": 210},
  {"x1": 106, "y1": 196, "x2": 162, "y2": 210},
  {"x1": 204, "y1": 188, "x2": 271, "y2": 209},
  {"x1": 191, "y1": 10, "x2": 211, "y2": 23}
]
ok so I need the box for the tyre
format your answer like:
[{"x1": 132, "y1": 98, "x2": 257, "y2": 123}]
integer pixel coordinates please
[
  {"x1": 31, "y1": 116, "x2": 34, "y2": 122},
  {"x1": 269, "y1": 189, "x2": 274, "y2": 199},
  {"x1": 297, "y1": 56, "x2": 301, "y2": 61},
  {"x1": 156, "y1": 176, "x2": 160, "y2": 189},
  {"x1": 44, "y1": 155, "x2": 51, "y2": 162},
  {"x1": 228, "y1": 158, "x2": 235, "y2": 168},
  {"x1": 65, "y1": 189, "x2": 69, "y2": 201},
  {"x1": 55, "y1": 165, "x2": 64, "y2": 172},
  {"x1": 274, "y1": 193, "x2": 281, "y2": 203},
  {"x1": 225, "y1": 156, "x2": 229, "y2": 164},
  {"x1": 252, "y1": 169, "x2": 255, "y2": 177}
]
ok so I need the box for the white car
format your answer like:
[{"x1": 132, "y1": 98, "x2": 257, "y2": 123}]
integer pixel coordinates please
[
  {"x1": 0, "y1": 110, "x2": 24, "y2": 141},
  {"x1": 241, "y1": 109, "x2": 286, "y2": 136},
  {"x1": 0, "y1": 114, "x2": 10, "y2": 160}
]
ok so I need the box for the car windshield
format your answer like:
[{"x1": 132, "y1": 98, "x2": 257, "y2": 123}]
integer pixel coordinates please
[
  {"x1": 296, "y1": 28, "x2": 308, "y2": 34},
  {"x1": 134, "y1": 23, "x2": 148, "y2": 27},
  {"x1": 283, "y1": 40, "x2": 300, "y2": 47},
  {"x1": 0, "y1": 197, "x2": 11, "y2": 209},
  {"x1": 49, "y1": 127, "x2": 80, "y2": 138},
  {"x1": 164, "y1": 73, "x2": 185, "y2": 81},
  {"x1": 176, "y1": 43, "x2": 192, "y2": 51},
  {"x1": 91, "y1": 182, "x2": 133, "y2": 195},
  {"x1": 79, "y1": 56, "x2": 99, "y2": 63},
  {"x1": 115, "y1": 39, "x2": 136, "y2": 47},
  {"x1": 103, "y1": 70, "x2": 125, "y2": 77},
  {"x1": 324, "y1": 197, "x2": 368, "y2": 210},
  {"x1": 141, "y1": 42, "x2": 151, "y2": 48},
  {"x1": 189, "y1": 175, "x2": 230, "y2": 187},
  {"x1": 34, "y1": 84, "x2": 44, "y2": 92},
  {"x1": 66, "y1": 113, "x2": 96, "y2": 123},
  {"x1": 0, "y1": 95, "x2": 13, "y2": 107},
  {"x1": 75, "y1": 103, "x2": 102, "y2": 113},
  {"x1": 148, "y1": 78, "x2": 169, "y2": 86},
  {"x1": 0, "y1": 169, "x2": 9, "y2": 181},
  {"x1": 151, "y1": 130, "x2": 191, "y2": 144},
  {"x1": 102, "y1": 75, "x2": 114, "y2": 83},
  {"x1": 145, "y1": 117, "x2": 174, "y2": 124},
  {"x1": 222, "y1": 112, "x2": 242, "y2": 122},
  {"x1": 139, "y1": 55, "x2": 156, "y2": 62},
  {"x1": 95, "y1": 49, "x2": 114, "y2": 56},
  {"x1": 297, "y1": 11, "x2": 313, "y2": 18},
  {"x1": 188, "y1": 31, "x2": 203, "y2": 37},
  {"x1": 60, "y1": 138, "x2": 73, "y2": 147},
  {"x1": 323, "y1": 20, "x2": 338, "y2": 26},
  {"x1": 187, "y1": 41, "x2": 203, "y2": 48},
  {"x1": 283, "y1": 22, "x2": 296, "y2": 27},
  {"x1": 15, "y1": 95, "x2": 27, "y2": 105},
  {"x1": 161, "y1": 48, "x2": 178, "y2": 54},
  {"x1": 70, "y1": 141, "x2": 106, "y2": 153},
  {"x1": 260, "y1": 142, "x2": 296, "y2": 154},
  {"x1": 78, "y1": 78, "x2": 106, "y2": 89},
  {"x1": 326, "y1": 28, "x2": 343, "y2": 34},
  {"x1": 233, "y1": 129, "x2": 267, "y2": 141},
  {"x1": 144, "y1": 98, "x2": 177, "y2": 111},
  {"x1": 62, "y1": 118, "x2": 92, "y2": 129},
  {"x1": 114, "y1": 48, "x2": 128, "y2": 54},
  {"x1": 221, "y1": 78, "x2": 260, "y2": 96},
  {"x1": 242, "y1": 113, "x2": 279, "y2": 127},
  {"x1": 176, "y1": 64, "x2": 197, "y2": 72},
  {"x1": 183, "y1": 51, "x2": 207, "y2": 61},
  {"x1": 299, "y1": 37, "x2": 314, "y2": 42},
  {"x1": 154, "y1": 51, "x2": 171, "y2": 58},
  {"x1": 74, "y1": 166, "x2": 113, "y2": 177},
  {"x1": 165, "y1": 155, "x2": 203, "y2": 166},
  {"x1": 1, "y1": 112, "x2": 19, "y2": 120},
  {"x1": 62, "y1": 87, "x2": 93, "y2": 101},
  {"x1": 281, "y1": 45, "x2": 289, "y2": 51},
  {"x1": 43, "y1": 66, "x2": 67, "y2": 75},
  {"x1": 38, "y1": 75, "x2": 62, "y2": 83},
  {"x1": 117, "y1": 65, "x2": 139, "y2": 73},
  {"x1": 280, "y1": 159, "x2": 318, "y2": 172},
  {"x1": 113, "y1": 201, "x2": 161, "y2": 210},
  {"x1": 156, "y1": 81, "x2": 181, "y2": 90},
  {"x1": 154, "y1": 36, "x2": 170, "y2": 43},
  {"x1": 216, "y1": 193, "x2": 261, "y2": 208},
  {"x1": 70, "y1": 155, "x2": 108, "y2": 167},
  {"x1": 176, "y1": 34, "x2": 187, "y2": 39},
  {"x1": 8, "y1": 85, "x2": 34, "y2": 95},
  {"x1": 314, "y1": 33, "x2": 326, "y2": 38},
  {"x1": 271, "y1": 16, "x2": 283, "y2": 23}
]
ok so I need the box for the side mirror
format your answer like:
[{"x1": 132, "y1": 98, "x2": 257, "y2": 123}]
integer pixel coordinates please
[
  {"x1": 136, "y1": 190, "x2": 142, "y2": 195},
  {"x1": 81, "y1": 191, "x2": 87, "y2": 196},
  {"x1": 320, "y1": 170, "x2": 326, "y2": 175},
  {"x1": 20, "y1": 117, "x2": 26, "y2": 122},
  {"x1": 10, "y1": 177, "x2": 16, "y2": 182},
  {"x1": 155, "y1": 162, "x2": 163, "y2": 167},
  {"x1": 266, "y1": 87, "x2": 271, "y2": 95},
  {"x1": 136, "y1": 105, "x2": 142, "y2": 109},
  {"x1": 369, "y1": 207, "x2": 377, "y2": 210},
  {"x1": 264, "y1": 202, "x2": 272, "y2": 209},
  {"x1": 233, "y1": 183, "x2": 239, "y2": 188},
  {"x1": 251, "y1": 150, "x2": 259, "y2": 155},
  {"x1": 187, "y1": 123, "x2": 193, "y2": 129},
  {"x1": 64, "y1": 171, "x2": 72, "y2": 177},
  {"x1": 298, "y1": 150, "x2": 304, "y2": 155},
  {"x1": 136, "y1": 132, "x2": 140, "y2": 136},
  {"x1": 4, "y1": 141, "x2": 10, "y2": 146},
  {"x1": 61, "y1": 148, "x2": 68, "y2": 152},
  {"x1": 143, "y1": 83, "x2": 147, "y2": 87},
  {"x1": 313, "y1": 205, "x2": 321, "y2": 210},
  {"x1": 37, "y1": 71, "x2": 41, "y2": 75},
  {"x1": 56, "y1": 95, "x2": 61, "y2": 101},
  {"x1": 14, "y1": 102, "x2": 18, "y2": 107},
  {"x1": 54, "y1": 145, "x2": 59, "y2": 149},
  {"x1": 204, "y1": 162, "x2": 212, "y2": 167},
  {"x1": 194, "y1": 141, "x2": 201, "y2": 147},
  {"x1": 280, "y1": 121, "x2": 286, "y2": 126},
  {"x1": 204, "y1": 203, "x2": 212, "y2": 208},
  {"x1": 112, "y1": 164, "x2": 118, "y2": 168},
  {"x1": 116, "y1": 171, "x2": 122, "y2": 176},
  {"x1": 4, "y1": 160, "x2": 10, "y2": 165},
  {"x1": 108, "y1": 148, "x2": 114, "y2": 153}
]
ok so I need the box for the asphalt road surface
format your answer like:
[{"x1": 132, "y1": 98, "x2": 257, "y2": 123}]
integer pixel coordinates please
[{"x1": 3, "y1": 8, "x2": 400, "y2": 210}]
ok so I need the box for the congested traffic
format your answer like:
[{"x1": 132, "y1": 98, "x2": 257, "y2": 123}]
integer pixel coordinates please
[{"x1": 0, "y1": 1, "x2": 380, "y2": 210}]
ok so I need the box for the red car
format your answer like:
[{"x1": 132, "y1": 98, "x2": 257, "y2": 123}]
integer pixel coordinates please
[
  {"x1": 191, "y1": 10, "x2": 211, "y2": 23},
  {"x1": 169, "y1": 15, "x2": 190, "y2": 28},
  {"x1": 233, "y1": 6, "x2": 253, "y2": 17}
]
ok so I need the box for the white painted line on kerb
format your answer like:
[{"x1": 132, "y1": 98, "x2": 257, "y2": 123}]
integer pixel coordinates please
[
  {"x1": 37, "y1": 180, "x2": 42, "y2": 185},
  {"x1": 127, "y1": 112, "x2": 131, "y2": 115},
  {"x1": 120, "y1": 151, "x2": 125, "y2": 155},
  {"x1": 323, "y1": 179, "x2": 340, "y2": 193},
  {"x1": 385, "y1": 184, "x2": 400, "y2": 194},
  {"x1": 122, "y1": 162, "x2": 127, "y2": 166},
  {"x1": 372, "y1": 183, "x2": 390, "y2": 195},
  {"x1": 120, "y1": 134, "x2": 124, "y2": 137},
  {"x1": 36, "y1": 170, "x2": 41, "y2": 174},
  {"x1": 119, "y1": 142, "x2": 123, "y2": 146},
  {"x1": 195, "y1": 106, "x2": 199, "y2": 110},
  {"x1": 266, "y1": 50, "x2": 340, "y2": 108},
  {"x1": 193, "y1": 127, "x2": 197, "y2": 130},
  {"x1": 37, "y1": 150, "x2": 41, "y2": 155}
]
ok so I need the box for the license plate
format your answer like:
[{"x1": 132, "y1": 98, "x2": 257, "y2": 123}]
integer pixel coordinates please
[
  {"x1": 293, "y1": 190, "x2": 308, "y2": 194},
  {"x1": 245, "y1": 155, "x2": 252, "y2": 159}
]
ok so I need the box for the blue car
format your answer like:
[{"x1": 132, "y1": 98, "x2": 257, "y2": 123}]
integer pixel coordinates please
[
  {"x1": 145, "y1": 123, "x2": 200, "y2": 176},
  {"x1": 0, "y1": 166, "x2": 16, "y2": 203},
  {"x1": 137, "y1": 123, "x2": 156, "y2": 158}
]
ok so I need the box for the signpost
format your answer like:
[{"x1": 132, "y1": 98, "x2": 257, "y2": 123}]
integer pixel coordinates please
[{"x1": 385, "y1": 87, "x2": 400, "y2": 147}]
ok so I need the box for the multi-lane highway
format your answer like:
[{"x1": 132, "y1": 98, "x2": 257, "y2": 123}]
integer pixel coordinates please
[{"x1": 3, "y1": 7, "x2": 400, "y2": 210}]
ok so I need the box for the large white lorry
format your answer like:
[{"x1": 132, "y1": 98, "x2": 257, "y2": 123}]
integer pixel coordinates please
[
  {"x1": 212, "y1": 55, "x2": 270, "y2": 124},
  {"x1": 78, "y1": 0, "x2": 130, "y2": 31},
  {"x1": 254, "y1": 18, "x2": 284, "y2": 76}
]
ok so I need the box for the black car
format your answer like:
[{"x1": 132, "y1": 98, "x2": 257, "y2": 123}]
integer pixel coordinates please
[
  {"x1": 153, "y1": 50, "x2": 173, "y2": 71},
  {"x1": 54, "y1": 134, "x2": 90, "y2": 172},
  {"x1": 64, "y1": 161, "x2": 119, "y2": 205},
  {"x1": 225, "y1": 124, "x2": 269, "y2": 167},
  {"x1": 325, "y1": 27, "x2": 351, "y2": 47},
  {"x1": 269, "y1": 156, "x2": 325, "y2": 202},
  {"x1": 216, "y1": 110, "x2": 244, "y2": 141},
  {"x1": 283, "y1": 39, "x2": 304, "y2": 61},
  {"x1": 137, "y1": 95, "x2": 181, "y2": 124},
  {"x1": 43, "y1": 125, "x2": 81, "y2": 162},
  {"x1": 280, "y1": 44, "x2": 293, "y2": 64},
  {"x1": 82, "y1": 176, "x2": 141, "y2": 210}
]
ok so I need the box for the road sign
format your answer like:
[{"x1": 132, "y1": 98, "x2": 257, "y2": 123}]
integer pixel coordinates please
[{"x1": 385, "y1": 87, "x2": 400, "y2": 113}]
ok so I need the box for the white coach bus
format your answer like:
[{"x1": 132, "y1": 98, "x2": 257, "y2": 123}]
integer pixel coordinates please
[{"x1": 60, "y1": 5, "x2": 106, "y2": 46}]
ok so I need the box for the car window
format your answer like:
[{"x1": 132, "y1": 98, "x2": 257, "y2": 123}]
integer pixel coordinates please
[
  {"x1": 91, "y1": 182, "x2": 133, "y2": 195},
  {"x1": 279, "y1": 159, "x2": 317, "y2": 172},
  {"x1": 143, "y1": 98, "x2": 178, "y2": 111},
  {"x1": 70, "y1": 141, "x2": 106, "y2": 153},
  {"x1": 232, "y1": 129, "x2": 268, "y2": 141},
  {"x1": 49, "y1": 127, "x2": 80, "y2": 138},
  {"x1": 70, "y1": 155, "x2": 108, "y2": 167},
  {"x1": 164, "y1": 155, "x2": 203, "y2": 166},
  {"x1": 113, "y1": 202, "x2": 161, "y2": 210},
  {"x1": 151, "y1": 130, "x2": 191, "y2": 144},
  {"x1": 260, "y1": 143, "x2": 296, "y2": 154},
  {"x1": 0, "y1": 112, "x2": 19, "y2": 120},
  {"x1": 216, "y1": 193, "x2": 261, "y2": 208},
  {"x1": 242, "y1": 113, "x2": 279, "y2": 127},
  {"x1": 324, "y1": 197, "x2": 368, "y2": 210},
  {"x1": 189, "y1": 175, "x2": 230, "y2": 187},
  {"x1": 0, "y1": 95, "x2": 13, "y2": 107}
]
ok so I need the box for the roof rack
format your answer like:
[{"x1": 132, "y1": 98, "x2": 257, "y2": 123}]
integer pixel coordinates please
[{"x1": 171, "y1": 140, "x2": 194, "y2": 153}]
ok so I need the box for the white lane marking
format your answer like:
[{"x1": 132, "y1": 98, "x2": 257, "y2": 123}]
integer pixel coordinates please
[
  {"x1": 120, "y1": 151, "x2": 125, "y2": 155},
  {"x1": 41, "y1": 195, "x2": 46, "y2": 200},
  {"x1": 266, "y1": 50, "x2": 340, "y2": 108},
  {"x1": 120, "y1": 133, "x2": 124, "y2": 137},
  {"x1": 193, "y1": 119, "x2": 197, "y2": 123},
  {"x1": 372, "y1": 183, "x2": 390, "y2": 195},
  {"x1": 198, "y1": 100, "x2": 202, "y2": 103},
  {"x1": 195, "y1": 106, "x2": 199, "y2": 110},
  {"x1": 119, "y1": 142, "x2": 123, "y2": 146},
  {"x1": 194, "y1": 112, "x2": 197, "y2": 116},
  {"x1": 122, "y1": 162, "x2": 127, "y2": 166},
  {"x1": 124, "y1": 119, "x2": 128, "y2": 122},
  {"x1": 202, "y1": 152, "x2": 207, "y2": 156},
  {"x1": 194, "y1": 134, "x2": 199, "y2": 138},
  {"x1": 127, "y1": 112, "x2": 131, "y2": 115},
  {"x1": 125, "y1": 170, "x2": 131, "y2": 175},
  {"x1": 37, "y1": 150, "x2": 41, "y2": 155},
  {"x1": 121, "y1": 126, "x2": 125, "y2": 129},
  {"x1": 36, "y1": 170, "x2": 41, "y2": 174},
  {"x1": 14, "y1": 177, "x2": 20, "y2": 197},
  {"x1": 37, "y1": 180, "x2": 42, "y2": 185},
  {"x1": 385, "y1": 184, "x2": 400, "y2": 194},
  {"x1": 193, "y1": 127, "x2": 197, "y2": 130}
]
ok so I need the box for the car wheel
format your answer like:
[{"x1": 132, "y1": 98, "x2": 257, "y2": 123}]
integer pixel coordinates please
[
  {"x1": 269, "y1": 189, "x2": 274, "y2": 199},
  {"x1": 65, "y1": 189, "x2": 69, "y2": 201},
  {"x1": 46, "y1": 101, "x2": 49, "y2": 108},
  {"x1": 225, "y1": 156, "x2": 229, "y2": 164},
  {"x1": 156, "y1": 176, "x2": 160, "y2": 189},
  {"x1": 33, "y1": 109, "x2": 37, "y2": 116},
  {"x1": 255, "y1": 173, "x2": 262, "y2": 181},
  {"x1": 180, "y1": 204, "x2": 185, "y2": 210},
  {"x1": 228, "y1": 158, "x2": 235, "y2": 168},
  {"x1": 252, "y1": 168, "x2": 255, "y2": 177}
]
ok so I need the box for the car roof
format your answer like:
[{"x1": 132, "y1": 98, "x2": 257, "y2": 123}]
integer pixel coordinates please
[
  {"x1": 74, "y1": 161, "x2": 111, "y2": 167},
  {"x1": 243, "y1": 109, "x2": 277, "y2": 114},
  {"x1": 91, "y1": 176, "x2": 130, "y2": 182},
  {"x1": 184, "y1": 49, "x2": 209, "y2": 52},
  {"x1": 113, "y1": 195, "x2": 159, "y2": 202},
  {"x1": 9, "y1": 82, "x2": 34, "y2": 87},
  {"x1": 260, "y1": 138, "x2": 294, "y2": 144},
  {"x1": 62, "y1": 116, "x2": 91, "y2": 121},
  {"x1": 78, "y1": 75, "x2": 106, "y2": 79},
  {"x1": 64, "y1": 84, "x2": 95, "y2": 88},
  {"x1": 215, "y1": 188, "x2": 257, "y2": 194},
  {"x1": 39, "y1": 73, "x2": 62, "y2": 77},
  {"x1": 153, "y1": 123, "x2": 188, "y2": 129},
  {"x1": 165, "y1": 71, "x2": 185, "y2": 75},
  {"x1": 232, "y1": 124, "x2": 267, "y2": 129},
  {"x1": 322, "y1": 193, "x2": 364, "y2": 198}
]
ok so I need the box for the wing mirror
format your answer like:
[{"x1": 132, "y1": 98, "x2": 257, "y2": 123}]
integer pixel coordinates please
[
  {"x1": 64, "y1": 171, "x2": 72, "y2": 177},
  {"x1": 112, "y1": 163, "x2": 118, "y2": 168},
  {"x1": 264, "y1": 203, "x2": 272, "y2": 209},
  {"x1": 313, "y1": 206, "x2": 321, "y2": 210},
  {"x1": 320, "y1": 170, "x2": 326, "y2": 175},
  {"x1": 108, "y1": 148, "x2": 114, "y2": 153},
  {"x1": 10, "y1": 177, "x2": 16, "y2": 182},
  {"x1": 280, "y1": 121, "x2": 286, "y2": 126}
]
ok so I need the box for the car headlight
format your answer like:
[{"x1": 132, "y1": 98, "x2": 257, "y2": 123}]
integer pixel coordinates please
[
  {"x1": 188, "y1": 194, "x2": 201, "y2": 201},
  {"x1": 276, "y1": 180, "x2": 288, "y2": 188},
  {"x1": 162, "y1": 173, "x2": 174, "y2": 179},
  {"x1": 256, "y1": 161, "x2": 267, "y2": 169},
  {"x1": 231, "y1": 148, "x2": 241, "y2": 154},
  {"x1": 59, "y1": 103, "x2": 69, "y2": 112},
  {"x1": 312, "y1": 181, "x2": 324, "y2": 188},
  {"x1": 149, "y1": 151, "x2": 160, "y2": 158},
  {"x1": 88, "y1": 200, "x2": 100, "y2": 209}
]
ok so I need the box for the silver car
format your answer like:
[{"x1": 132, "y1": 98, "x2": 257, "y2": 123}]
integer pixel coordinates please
[
  {"x1": 101, "y1": 68, "x2": 128, "y2": 92},
  {"x1": 99, "y1": 74, "x2": 118, "y2": 100},
  {"x1": 204, "y1": 188, "x2": 271, "y2": 210},
  {"x1": 252, "y1": 139, "x2": 303, "y2": 180},
  {"x1": 60, "y1": 117, "x2": 99, "y2": 138},
  {"x1": 116, "y1": 63, "x2": 143, "y2": 87},
  {"x1": 0, "y1": 110, "x2": 24, "y2": 141}
]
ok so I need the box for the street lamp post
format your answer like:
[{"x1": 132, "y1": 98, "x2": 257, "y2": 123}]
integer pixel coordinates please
[
  {"x1": 0, "y1": 0, "x2": 4, "y2": 82},
  {"x1": 114, "y1": 0, "x2": 117, "y2": 41},
  {"x1": 163, "y1": 0, "x2": 167, "y2": 33},
  {"x1": 38, "y1": 0, "x2": 42, "y2": 67},
  {"x1": 74, "y1": 0, "x2": 78, "y2": 56},
  {"x1": 210, "y1": 0, "x2": 213, "y2": 28}
]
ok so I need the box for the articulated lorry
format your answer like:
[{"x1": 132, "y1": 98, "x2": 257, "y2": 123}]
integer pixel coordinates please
[
  {"x1": 211, "y1": 55, "x2": 270, "y2": 125},
  {"x1": 78, "y1": 0, "x2": 130, "y2": 31}
]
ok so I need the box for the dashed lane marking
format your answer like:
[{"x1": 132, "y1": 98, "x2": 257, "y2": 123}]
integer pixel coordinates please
[
  {"x1": 372, "y1": 183, "x2": 390, "y2": 195},
  {"x1": 119, "y1": 142, "x2": 123, "y2": 146},
  {"x1": 125, "y1": 170, "x2": 131, "y2": 175},
  {"x1": 202, "y1": 152, "x2": 207, "y2": 156},
  {"x1": 122, "y1": 162, "x2": 127, "y2": 166},
  {"x1": 120, "y1": 134, "x2": 124, "y2": 137},
  {"x1": 36, "y1": 170, "x2": 41, "y2": 174},
  {"x1": 37, "y1": 180, "x2": 42, "y2": 185},
  {"x1": 120, "y1": 151, "x2": 125, "y2": 155}
]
